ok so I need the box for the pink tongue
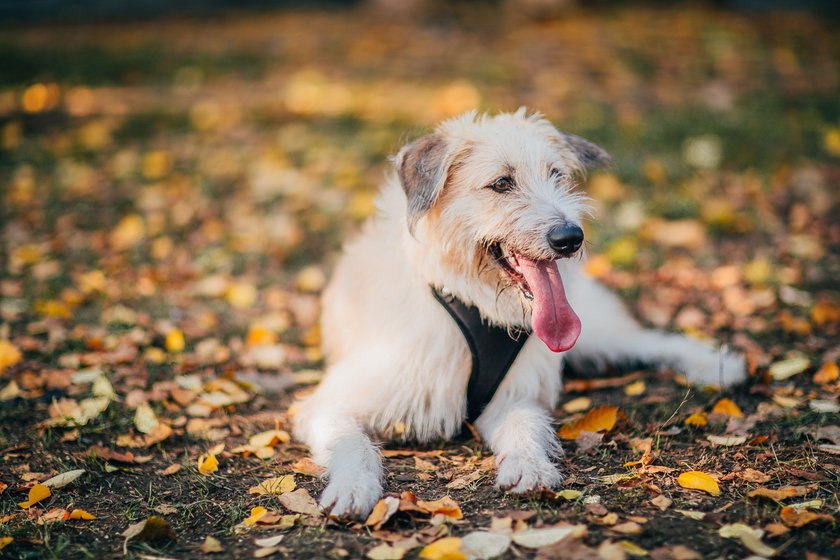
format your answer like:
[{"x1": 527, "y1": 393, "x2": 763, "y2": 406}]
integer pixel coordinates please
[{"x1": 517, "y1": 257, "x2": 581, "y2": 352}]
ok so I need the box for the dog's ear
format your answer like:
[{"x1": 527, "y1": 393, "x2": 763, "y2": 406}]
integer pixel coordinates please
[
  {"x1": 395, "y1": 133, "x2": 455, "y2": 231},
  {"x1": 562, "y1": 133, "x2": 612, "y2": 171}
]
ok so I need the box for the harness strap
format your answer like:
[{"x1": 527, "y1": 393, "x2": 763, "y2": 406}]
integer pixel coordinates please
[{"x1": 431, "y1": 287, "x2": 529, "y2": 424}]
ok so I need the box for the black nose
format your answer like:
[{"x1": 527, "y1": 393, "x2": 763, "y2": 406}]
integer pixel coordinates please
[{"x1": 547, "y1": 224, "x2": 584, "y2": 256}]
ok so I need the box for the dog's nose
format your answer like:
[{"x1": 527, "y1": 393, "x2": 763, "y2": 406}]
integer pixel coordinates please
[{"x1": 547, "y1": 224, "x2": 584, "y2": 256}]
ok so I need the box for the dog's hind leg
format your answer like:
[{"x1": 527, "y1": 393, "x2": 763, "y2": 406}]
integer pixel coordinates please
[
  {"x1": 293, "y1": 388, "x2": 383, "y2": 518},
  {"x1": 566, "y1": 271, "x2": 747, "y2": 387}
]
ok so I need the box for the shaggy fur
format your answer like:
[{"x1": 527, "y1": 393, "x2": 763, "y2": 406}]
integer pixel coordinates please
[{"x1": 293, "y1": 109, "x2": 746, "y2": 518}]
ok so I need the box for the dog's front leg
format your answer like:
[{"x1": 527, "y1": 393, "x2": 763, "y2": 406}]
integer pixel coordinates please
[
  {"x1": 476, "y1": 401, "x2": 564, "y2": 493},
  {"x1": 294, "y1": 406, "x2": 383, "y2": 518}
]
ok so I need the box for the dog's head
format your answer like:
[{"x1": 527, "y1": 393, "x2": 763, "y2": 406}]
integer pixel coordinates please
[{"x1": 394, "y1": 109, "x2": 610, "y2": 352}]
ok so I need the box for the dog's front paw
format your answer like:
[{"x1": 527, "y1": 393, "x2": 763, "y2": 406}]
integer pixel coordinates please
[
  {"x1": 495, "y1": 454, "x2": 563, "y2": 494},
  {"x1": 319, "y1": 470, "x2": 382, "y2": 519},
  {"x1": 683, "y1": 347, "x2": 747, "y2": 387}
]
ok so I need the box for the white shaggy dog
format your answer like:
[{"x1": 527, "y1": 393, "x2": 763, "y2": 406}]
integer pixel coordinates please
[{"x1": 293, "y1": 109, "x2": 746, "y2": 518}]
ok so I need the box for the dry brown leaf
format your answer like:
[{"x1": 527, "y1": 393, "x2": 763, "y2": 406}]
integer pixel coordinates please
[
  {"x1": 780, "y1": 507, "x2": 834, "y2": 527},
  {"x1": 365, "y1": 496, "x2": 400, "y2": 530},
  {"x1": 416, "y1": 496, "x2": 463, "y2": 519},
  {"x1": 122, "y1": 516, "x2": 176, "y2": 554},
  {"x1": 201, "y1": 535, "x2": 224, "y2": 553},
  {"x1": 291, "y1": 457, "x2": 326, "y2": 477},
  {"x1": 747, "y1": 484, "x2": 816, "y2": 501},
  {"x1": 278, "y1": 488, "x2": 320, "y2": 517},
  {"x1": 736, "y1": 468, "x2": 771, "y2": 483},
  {"x1": 248, "y1": 475, "x2": 296, "y2": 495}
]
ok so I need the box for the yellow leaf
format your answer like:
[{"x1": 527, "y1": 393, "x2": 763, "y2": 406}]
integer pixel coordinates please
[
  {"x1": 109, "y1": 214, "x2": 146, "y2": 250},
  {"x1": 624, "y1": 380, "x2": 646, "y2": 396},
  {"x1": 248, "y1": 429, "x2": 290, "y2": 448},
  {"x1": 35, "y1": 300, "x2": 72, "y2": 319},
  {"x1": 562, "y1": 396, "x2": 591, "y2": 414},
  {"x1": 165, "y1": 329, "x2": 185, "y2": 353},
  {"x1": 678, "y1": 471, "x2": 720, "y2": 496},
  {"x1": 19, "y1": 483, "x2": 51, "y2": 508},
  {"x1": 0, "y1": 340, "x2": 22, "y2": 372},
  {"x1": 419, "y1": 537, "x2": 465, "y2": 560},
  {"x1": 768, "y1": 356, "x2": 810, "y2": 381},
  {"x1": 198, "y1": 454, "x2": 219, "y2": 475},
  {"x1": 558, "y1": 405, "x2": 618, "y2": 440},
  {"x1": 201, "y1": 535, "x2": 224, "y2": 553},
  {"x1": 813, "y1": 362, "x2": 839, "y2": 385},
  {"x1": 244, "y1": 506, "x2": 268, "y2": 527},
  {"x1": 711, "y1": 398, "x2": 743, "y2": 418},
  {"x1": 69, "y1": 509, "x2": 95, "y2": 520},
  {"x1": 248, "y1": 475, "x2": 296, "y2": 495},
  {"x1": 0, "y1": 537, "x2": 11, "y2": 550},
  {"x1": 226, "y1": 282, "x2": 257, "y2": 309},
  {"x1": 617, "y1": 540, "x2": 649, "y2": 557},
  {"x1": 684, "y1": 412, "x2": 708, "y2": 427},
  {"x1": 555, "y1": 489, "x2": 582, "y2": 500},
  {"x1": 823, "y1": 127, "x2": 840, "y2": 156}
]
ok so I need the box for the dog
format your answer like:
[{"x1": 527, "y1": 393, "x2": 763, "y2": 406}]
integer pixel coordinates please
[{"x1": 292, "y1": 108, "x2": 746, "y2": 518}]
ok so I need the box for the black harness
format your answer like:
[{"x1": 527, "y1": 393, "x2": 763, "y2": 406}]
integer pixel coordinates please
[{"x1": 431, "y1": 287, "x2": 529, "y2": 424}]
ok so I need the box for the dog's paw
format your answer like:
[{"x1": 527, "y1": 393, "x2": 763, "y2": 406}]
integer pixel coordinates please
[
  {"x1": 495, "y1": 454, "x2": 563, "y2": 494},
  {"x1": 319, "y1": 471, "x2": 382, "y2": 519},
  {"x1": 682, "y1": 347, "x2": 747, "y2": 387}
]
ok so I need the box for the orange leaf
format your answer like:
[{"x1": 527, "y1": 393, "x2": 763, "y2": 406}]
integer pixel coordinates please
[
  {"x1": 711, "y1": 398, "x2": 743, "y2": 418},
  {"x1": 0, "y1": 340, "x2": 22, "y2": 373},
  {"x1": 18, "y1": 483, "x2": 51, "y2": 508},
  {"x1": 415, "y1": 496, "x2": 463, "y2": 519},
  {"x1": 38, "y1": 508, "x2": 69, "y2": 523},
  {"x1": 198, "y1": 454, "x2": 219, "y2": 475},
  {"x1": 813, "y1": 362, "x2": 839, "y2": 385},
  {"x1": 780, "y1": 506, "x2": 834, "y2": 527},
  {"x1": 677, "y1": 471, "x2": 720, "y2": 496},
  {"x1": 69, "y1": 509, "x2": 96, "y2": 520},
  {"x1": 558, "y1": 405, "x2": 618, "y2": 440}
]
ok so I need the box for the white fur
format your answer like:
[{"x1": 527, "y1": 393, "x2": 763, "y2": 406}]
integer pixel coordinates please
[{"x1": 292, "y1": 109, "x2": 746, "y2": 518}]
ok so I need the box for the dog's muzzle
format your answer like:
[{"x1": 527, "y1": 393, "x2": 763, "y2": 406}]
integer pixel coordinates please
[{"x1": 547, "y1": 224, "x2": 584, "y2": 257}]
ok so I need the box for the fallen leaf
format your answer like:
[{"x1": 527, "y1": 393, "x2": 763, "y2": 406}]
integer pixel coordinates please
[
  {"x1": 18, "y1": 483, "x2": 51, "y2": 508},
  {"x1": 617, "y1": 540, "x2": 649, "y2": 557},
  {"x1": 684, "y1": 412, "x2": 708, "y2": 427},
  {"x1": 43, "y1": 469, "x2": 85, "y2": 489},
  {"x1": 201, "y1": 535, "x2": 224, "y2": 553},
  {"x1": 558, "y1": 406, "x2": 619, "y2": 440},
  {"x1": 416, "y1": 496, "x2": 463, "y2": 519},
  {"x1": 736, "y1": 468, "x2": 771, "y2": 483},
  {"x1": 675, "y1": 509, "x2": 705, "y2": 520},
  {"x1": 0, "y1": 537, "x2": 11, "y2": 551},
  {"x1": 612, "y1": 522, "x2": 642, "y2": 535},
  {"x1": 249, "y1": 429, "x2": 291, "y2": 448},
  {"x1": 0, "y1": 339, "x2": 23, "y2": 372},
  {"x1": 768, "y1": 356, "x2": 810, "y2": 381},
  {"x1": 764, "y1": 522, "x2": 790, "y2": 537},
  {"x1": 813, "y1": 362, "x2": 839, "y2": 384},
  {"x1": 254, "y1": 546, "x2": 281, "y2": 558},
  {"x1": 157, "y1": 464, "x2": 182, "y2": 476},
  {"x1": 0, "y1": 380, "x2": 21, "y2": 400},
  {"x1": 165, "y1": 329, "x2": 185, "y2": 353},
  {"x1": 122, "y1": 516, "x2": 176, "y2": 554},
  {"x1": 718, "y1": 523, "x2": 775, "y2": 557},
  {"x1": 460, "y1": 531, "x2": 511, "y2": 559},
  {"x1": 198, "y1": 454, "x2": 219, "y2": 475},
  {"x1": 134, "y1": 404, "x2": 160, "y2": 434},
  {"x1": 38, "y1": 508, "x2": 69, "y2": 524},
  {"x1": 291, "y1": 458, "x2": 326, "y2": 477},
  {"x1": 278, "y1": 488, "x2": 320, "y2": 517},
  {"x1": 706, "y1": 435, "x2": 747, "y2": 446},
  {"x1": 809, "y1": 400, "x2": 840, "y2": 414},
  {"x1": 650, "y1": 495, "x2": 672, "y2": 511},
  {"x1": 556, "y1": 489, "x2": 582, "y2": 501},
  {"x1": 255, "y1": 535, "x2": 285, "y2": 548},
  {"x1": 562, "y1": 396, "x2": 591, "y2": 413},
  {"x1": 511, "y1": 524, "x2": 587, "y2": 548},
  {"x1": 69, "y1": 509, "x2": 95, "y2": 520},
  {"x1": 244, "y1": 507, "x2": 269, "y2": 527},
  {"x1": 780, "y1": 507, "x2": 834, "y2": 527},
  {"x1": 711, "y1": 398, "x2": 743, "y2": 418},
  {"x1": 624, "y1": 380, "x2": 646, "y2": 396},
  {"x1": 249, "y1": 475, "x2": 296, "y2": 495},
  {"x1": 419, "y1": 537, "x2": 465, "y2": 560},
  {"x1": 414, "y1": 456, "x2": 436, "y2": 471},
  {"x1": 677, "y1": 472, "x2": 720, "y2": 496},
  {"x1": 365, "y1": 496, "x2": 400, "y2": 529},
  {"x1": 747, "y1": 484, "x2": 816, "y2": 501},
  {"x1": 367, "y1": 543, "x2": 406, "y2": 560}
]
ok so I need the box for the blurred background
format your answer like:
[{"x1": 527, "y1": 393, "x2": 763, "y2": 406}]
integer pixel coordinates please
[{"x1": 1, "y1": 0, "x2": 838, "y2": 360}]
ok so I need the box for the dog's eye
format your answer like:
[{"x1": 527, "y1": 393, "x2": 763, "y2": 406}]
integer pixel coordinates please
[{"x1": 488, "y1": 176, "x2": 514, "y2": 193}]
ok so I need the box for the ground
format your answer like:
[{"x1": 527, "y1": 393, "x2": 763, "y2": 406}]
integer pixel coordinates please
[{"x1": 1, "y1": 4, "x2": 839, "y2": 560}]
